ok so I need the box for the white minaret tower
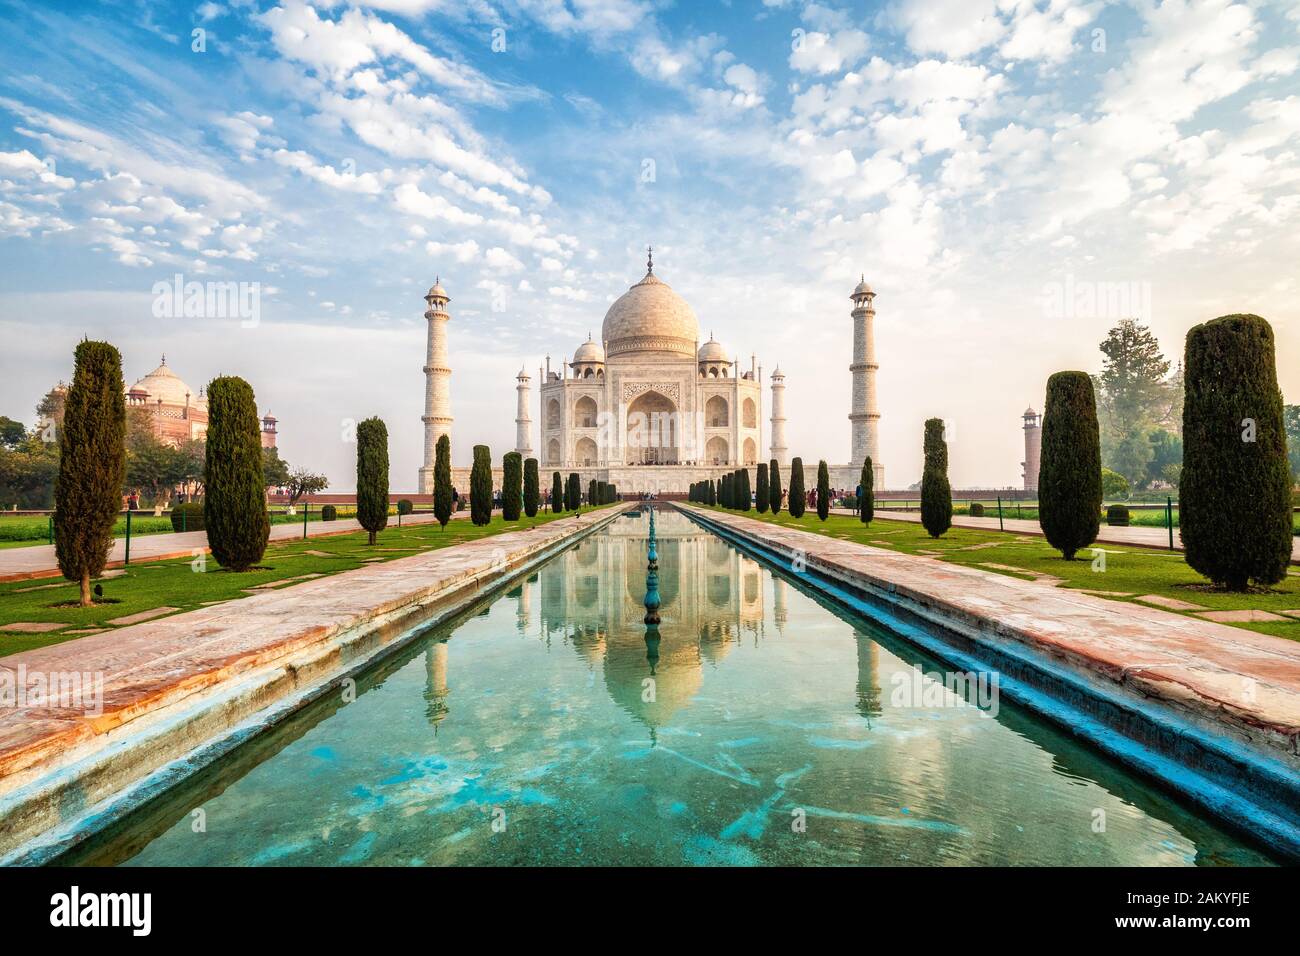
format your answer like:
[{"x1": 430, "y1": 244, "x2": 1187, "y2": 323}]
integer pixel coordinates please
[
  {"x1": 417, "y1": 278, "x2": 453, "y2": 494},
  {"x1": 770, "y1": 365, "x2": 789, "y2": 467},
  {"x1": 849, "y1": 276, "x2": 884, "y2": 489},
  {"x1": 515, "y1": 367, "x2": 532, "y2": 458}
]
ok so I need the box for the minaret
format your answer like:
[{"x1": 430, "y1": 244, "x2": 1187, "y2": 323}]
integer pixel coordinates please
[
  {"x1": 1022, "y1": 407, "x2": 1042, "y2": 492},
  {"x1": 515, "y1": 367, "x2": 532, "y2": 458},
  {"x1": 849, "y1": 276, "x2": 883, "y2": 489},
  {"x1": 417, "y1": 278, "x2": 453, "y2": 494},
  {"x1": 770, "y1": 366, "x2": 789, "y2": 467}
]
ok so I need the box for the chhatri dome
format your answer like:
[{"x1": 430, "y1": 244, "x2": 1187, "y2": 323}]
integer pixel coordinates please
[
  {"x1": 128, "y1": 356, "x2": 204, "y2": 408},
  {"x1": 573, "y1": 334, "x2": 605, "y2": 364},
  {"x1": 600, "y1": 247, "x2": 700, "y2": 360},
  {"x1": 697, "y1": 334, "x2": 728, "y2": 363}
]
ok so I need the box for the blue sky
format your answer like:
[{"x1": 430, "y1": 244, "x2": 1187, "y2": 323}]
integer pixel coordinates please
[{"x1": 2, "y1": 0, "x2": 1298, "y2": 489}]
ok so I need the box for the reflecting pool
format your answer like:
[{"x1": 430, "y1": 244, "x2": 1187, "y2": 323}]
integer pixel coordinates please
[{"x1": 68, "y1": 509, "x2": 1273, "y2": 866}]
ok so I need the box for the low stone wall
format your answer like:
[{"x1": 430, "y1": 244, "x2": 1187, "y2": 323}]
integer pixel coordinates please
[{"x1": 0, "y1": 504, "x2": 630, "y2": 864}]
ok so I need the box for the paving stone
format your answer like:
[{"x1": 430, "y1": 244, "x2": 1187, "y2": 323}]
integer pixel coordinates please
[
  {"x1": 0, "y1": 622, "x2": 66, "y2": 633},
  {"x1": 1076, "y1": 589, "x2": 1136, "y2": 597},
  {"x1": 979, "y1": 562, "x2": 1037, "y2": 576},
  {"x1": 12, "y1": 582, "x2": 69, "y2": 593},
  {"x1": 1196, "y1": 609, "x2": 1291, "y2": 624},
  {"x1": 105, "y1": 607, "x2": 180, "y2": 626},
  {"x1": 1135, "y1": 594, "x2": 1207, "y2": 612},
  {"x1": 303, "y1": 550, "x2": 335, "y2": 558},
  {"x1": 1278, "y1": 610, "x2": 1300, "y2": 619},
  {"x1": 64, "y1": 628, "x2": 106, "y2": 635}
]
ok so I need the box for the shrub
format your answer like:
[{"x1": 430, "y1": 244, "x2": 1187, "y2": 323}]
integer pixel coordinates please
[
  {"x1": 755, "y1": 463, "x2": 769, "y2": 514},
  {"x1": 769, "y1": 459, "x2": 782, "y2": 515},
  {"x1": 920, "y1": 419, "x2": 952, "y2": 538},
  {"x1": 502, "y1": 452, "x2": 522, "y2": 521},
  {"x1": 204, "y1": 376, "x2": 270, "y2": 571},
  {"x1": 397, "y1": 498, "x2": 413, "y2": 516},
  {"x1": 170, "y1": 501, "x2": 205, "y2": 532},
  {"x1": 816, "y1": 460, "x2": 830, "y2": 520},
  {"x1": 55, "y1": 340, "x2": 127, "y2": 605},
  {"x1": 523, "y1": 458, "x2": 539, "y2": 517},
  {"x1": 470, "y1": 445, "x2": 492, "y2": 525},
  {"x1": 1182, "y1": 314, "x2": 1292, "y2": 589},
  {"x1": 552, "y1": 471, "x2": 564, "y2": 512},
  {"x1": 789, "y1": 458, "x2": 806, "y2": 518},
  {"x1": 860, "y1": 457, "x2": 874, "y2": 524},
  {"x1": 321, "y1": 504, "x2": 338, "y2": 522},
  {"x1": 1106, "y1": 504, "x2": 1129, "y2": 526},
  {"x1": 969, "y1": 502, "x2": 985, "y2": 518},
  {"x1": 1101, "y1": 467, "x2": 1130, "y2": 500},
  {"x1": 356, "y1": 417, "x2": 390, "y2": 546},
  {"x1": 1039, "y1": 372, "x2": 1102, "y2": 560},
  {"x1": 433, "y1": 434, "x2": 453, "y2": 529}
]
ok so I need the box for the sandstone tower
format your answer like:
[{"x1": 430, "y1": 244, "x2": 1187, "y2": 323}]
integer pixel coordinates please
[
  {"x1": 849, "y1": 277, "x2": 884, "y2": 489},
  {"x1": 417, "y1": 279, "x2": 453, "y2": 494},
  {"x1": 769, "y1": 365, "x2": 789, "y2": 467},
  {"x1": 1022, "y1": 406, "x2": 1042, "y2": 492},
  {"x1": 515, "y1": 367, "x2": 532, "y2": 458}
]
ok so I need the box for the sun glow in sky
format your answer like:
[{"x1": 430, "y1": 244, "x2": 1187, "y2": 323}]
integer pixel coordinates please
[{"x1": 2, "y1": 0, "x2": 1298, "y2": 489}]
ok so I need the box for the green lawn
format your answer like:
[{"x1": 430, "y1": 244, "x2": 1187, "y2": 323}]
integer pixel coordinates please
[
  {"x1": 699, "y1": 506, "x2": 1300, "y2": 642},
  {"x1": 0, "y1": 505, "x2": 613, "y2": 657}
]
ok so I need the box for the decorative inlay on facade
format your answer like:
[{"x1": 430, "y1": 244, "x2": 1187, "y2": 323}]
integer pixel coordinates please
[{"x1": 622, "y1": 381, "x2": 681, "y2": 404}]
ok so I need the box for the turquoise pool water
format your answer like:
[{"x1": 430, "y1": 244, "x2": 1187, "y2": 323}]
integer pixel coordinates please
[{"x1": 69, "y1": 509, "x2": 1272, "y2": 866}]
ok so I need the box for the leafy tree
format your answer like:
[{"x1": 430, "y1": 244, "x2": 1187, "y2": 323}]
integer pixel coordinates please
[
  {"x1": 1284, "y1": 404, "x2": 1300, "y2": 487},
  {"x1": 1145, "y1": 429, "x2": 1182, "y2": 488},
  {"x1": 284, "y1": 466, "x2": 329, "y2": 506},
  {"x1": 1039, "y1": 372, "x2": 1101, "y2": 560},
  {"x1": 502, "y1": 451, "x2": 523, "y2": 520},
  {"x1": 755, "y1": 463, "x2": 769, "y2": 514},
  {"x1": 789, "y1": 457, "x2": 806, "y2": 518},
  {"x1": 262, "y1": 446, "x2": 291, "y2": 491},
  {"x1": 0, "y1": 416, "x2": 24, "y2": 449},
  {"x1": 552, "y1": 471, "x2": 564, "y2": 512},
  {"x1": 523, "y1": 457, "x2": 540, "y2": 517},
  {"x1": 860, "y1": 456, "x2": 874, "y2": 524},
  {"x1": 470, "y1": 445, "x2": 492, "y2": 526},
  {"x1": 125, "y1": 431, "x2": 185, "y2": 506},
  {"x1": 768, "y1": 458, "x2": 782, "y2": 514},
  {"x1": 816, "y1": 460, "x2": 830, "y2": 520},
  {"x1": 205, "y1": 376, "x2": 270, "y2": 571},
  {"x1": 1095, "y1": 319, "x2": 1176, "y2": 485},
  {"x1": 55, "y1": 340, "x2": 126, "y2": 606},
  {"x1": 356, "y1": 417, "x2": 390, "y2": 545},
  {"x1": 434, "y1": 434, "x2": 452, "y2": 529},
  {"x1": 1101, "y1": 467, "x2": 1130, "y2": 500},
  {"x1": 920, "y1": 419, "x2": 952, "y2": 538},
  {"x1": 1181, "y1": 314, "x2": 1291, "y2": 589},
  {"x1": 0, "y1": 431, "x2": 59, "y2": 509}
]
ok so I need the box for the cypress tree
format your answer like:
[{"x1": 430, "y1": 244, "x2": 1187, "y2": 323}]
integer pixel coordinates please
[
  {"x1": 502, "y1": 452, "x2": 523, "y2": 521},
  {"x1": 739, "y1": 467, "x2": 752, "y2": 511},
  {"x1": 523, "y1": 457, "x2": 539, "y2": 517},
  {"x1": 433, "y1": 434, "x2": 452, "y2": 529},
  {"x1": 755, "y1": 463, "x2": 769, "y2": 514},
  {"x1": 205, "y1": 376, "x2": 271, "y2": 570},
  {"x1": 552, "y1": 471, "x2": 564, "y2": 512},
  {"x1": 921, "y1": 418, "x2": 952, "y2": 538},
  {"x1": 1182, "y1": 314, "x2": 1292, "y2": 589},
  {"x1": 816, "y1": 460, "x2": 830, "y2": 520},
  {"x1": 769, "y1": 458, "x2": 782, "y2": 515},
  {"x1": 566, "y1": 472, "x2": 580, "y2": 510},
  {"x1": 1039, "y1": 372, "x2": 1102, "y2": 559},
  {"x1": 355, "y1": 416, "x2": 390, "y2": 546},
  {"x1": 707, "y1": 479, "x2": 717, "y2": 506},
  {"x1": 725, "y1": 472, "x2": 735, "y2": 508},
  {"x1": 55, "y1": 339, "x2": 127, "y2": 605},
  {"x1": 789, "y1": 458, "x2": 806, "y2": 518},
  {"x1": 470, "y1": 445, "x2": 492, "y2": 525},
  {"x1": 588, "y1": 478, "x2": 598, "y2": 509},
  {"x1": 860, "y1": 457, "x2": 874, "y2": 524}
]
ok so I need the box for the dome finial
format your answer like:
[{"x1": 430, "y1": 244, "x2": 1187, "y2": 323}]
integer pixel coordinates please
[
  {"x1": 646, "y1": 245, "x2": 653, "y2": 275},
  {"x1": 161, "y1": 353, "x2": 166, "y2": 365}
]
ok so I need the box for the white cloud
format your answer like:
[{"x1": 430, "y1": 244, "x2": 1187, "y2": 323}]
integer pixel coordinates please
[{"x1": 789, "y1": 29, "x2": 870, "y2": 75}]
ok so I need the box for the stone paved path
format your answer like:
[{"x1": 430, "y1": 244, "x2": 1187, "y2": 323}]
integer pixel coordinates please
[
  {"x1": 831, "y1": 508, "x2": 1300, "y2": 563},
  {"x1": 0, "y1": 509, "x2": 497, "y2": 582}
]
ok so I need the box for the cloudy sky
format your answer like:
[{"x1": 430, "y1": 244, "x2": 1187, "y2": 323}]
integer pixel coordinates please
[{"x1": 1, "y1": 0, "x2": 1298, "y2": 490}]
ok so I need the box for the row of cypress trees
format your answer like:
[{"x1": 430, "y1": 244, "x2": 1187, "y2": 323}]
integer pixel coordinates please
[{"x1": 547, "y1": 470, "x2": 616, "y2": 513}]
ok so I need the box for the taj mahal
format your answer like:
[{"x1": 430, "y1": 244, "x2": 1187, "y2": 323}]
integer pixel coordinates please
[{"x1": 418, "y1": 249, "x2": 884, "y2": 497}]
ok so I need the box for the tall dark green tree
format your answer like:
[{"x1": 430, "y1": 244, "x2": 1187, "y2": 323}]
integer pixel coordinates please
[
  {"x1": 433, "y1": 433, "x2": 452, "y2": 529},
  {"x1": 566, "y1": 472, "x2": 580, "y2": 510},
  {"x1": 1181, "y1": 314, "x2": 1292, "y2": 589},
  {"x1": 738, "y1": 467, "x2": 752, "y2": 512},
  {"x1": 707, "y1": 479, "x2": 717, "y2": 506},
  {"x1": 552, "y1": 471, "x2": 564, "y2": 512},
  {"x1": 205, "y1": 376, "x2": 271, "y2": 570},
  {"x1": 502, "y1": 452, "x2": 523, "y2": 520},
  {"x1": 859, "y1": 457, "x2": 874, "y2": 524},
  {"x1": 470, "y1": 445, "x2": 492, "y2": 526},
  {"x1": 920, "y1": 419, "x2": 952, "y2": 538},
  {"x1": 1039, "y1": 372, "x2": 1102, "y2": 560},
  {"x1": 789, "y1": 457, "x2": 806, "y2": 518},
  {"x1": 588, "y1": 478, "x2": 598, "y2": 510},
  {"x1": 755, "y1": 463, "x2": 769, "y2": 514},
  {"x1": 816, "y1": 460, "x2": 830, "y2": 520},
  {"x1": 355, "y1": 416, "x2": 390, "y2": 546},
  {"x1": 523, "y1": 457, "x2": 539, "y2": 517},
  {"x1": 55, "y1": 340, "x2": 127, "y2": 605},
  {"x1": 768, "y1": 458, "x2": 782, "y2": 515}
]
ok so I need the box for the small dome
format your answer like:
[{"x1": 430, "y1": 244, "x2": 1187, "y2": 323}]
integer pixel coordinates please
[
  {"x1": 697, "y1": 335, "x2": 728, "y2": 363},
  {"x1": 426, "y1": 277, "x2": 448, "y2": 299},
  {"x1": 1023, "y1": 407, "x2": 1037, "y2": 417},
  {"x1": 573, "y1": 335, "x2": 605, "y2": 364},
  {"x1": 852, "y1": 275, "x2": 874, "y2": 297},
  {"x1": 129, "y1": 358, "x2": 200, "y2": 408}
]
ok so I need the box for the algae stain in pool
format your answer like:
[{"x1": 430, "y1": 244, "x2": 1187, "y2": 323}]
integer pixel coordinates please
[{"x1": 72, "y1": 510, "x2": 1274, "y2": 866}]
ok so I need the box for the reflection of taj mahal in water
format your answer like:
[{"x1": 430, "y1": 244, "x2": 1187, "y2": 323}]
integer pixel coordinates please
[
  {"x1": 420, "y1": 511, "x2": 881, "y2": 736},
  {"x1": 419, "y1": 249, "x2": 885, "y2": 495}
]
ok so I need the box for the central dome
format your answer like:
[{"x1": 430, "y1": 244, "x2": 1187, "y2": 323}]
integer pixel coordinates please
[{"x1": 601, "y1": 268, "x2": 699, "y2": 360}]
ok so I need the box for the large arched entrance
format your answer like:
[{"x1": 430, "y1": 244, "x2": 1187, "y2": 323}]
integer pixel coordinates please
[{"x1": 625, "y1": 390, "x2": 679, "y2": 464}]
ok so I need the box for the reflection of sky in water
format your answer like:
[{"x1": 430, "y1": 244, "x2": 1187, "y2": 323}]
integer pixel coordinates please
[{"x1": 89, "y1": 510, "x2": 1272, "y2": 866}]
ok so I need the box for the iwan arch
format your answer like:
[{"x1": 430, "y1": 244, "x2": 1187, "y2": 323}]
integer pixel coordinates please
[{"x1": 418, "y1": 249, "x2": 883, "y2": 497}]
